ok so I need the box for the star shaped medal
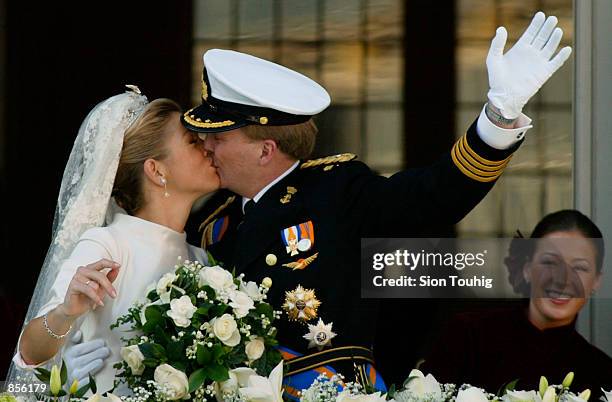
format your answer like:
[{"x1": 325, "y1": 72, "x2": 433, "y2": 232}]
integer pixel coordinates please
[{"x1": 303, "y1": 318, "x2": 337, "y2": 350}]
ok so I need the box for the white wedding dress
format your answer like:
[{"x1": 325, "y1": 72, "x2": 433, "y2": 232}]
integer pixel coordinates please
[{"x1": 13, "y1": 212, "x2": 208, "y2": 393}]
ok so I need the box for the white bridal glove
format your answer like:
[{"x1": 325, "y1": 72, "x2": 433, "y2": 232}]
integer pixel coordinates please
[
  {"x1": 64, "y1": 330, "x2": 110, "y2": 385},
  {"x1": 486, "y1": 11, "x2": 572, "y2": 119}
]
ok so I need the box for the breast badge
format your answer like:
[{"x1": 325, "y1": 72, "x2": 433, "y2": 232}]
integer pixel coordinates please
[
  {"x1": 283, "y1": 285, "x2": 321, "y2": 322},
  {"x1": 303, "y1": 318, "x2": 337, "y2": 350}
]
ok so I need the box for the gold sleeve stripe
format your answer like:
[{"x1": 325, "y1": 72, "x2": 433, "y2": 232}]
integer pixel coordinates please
[
  {"x1": 198, "y1": 195, "x2": 236, "y2": 232},
  {"x1": 451, "y1": 147, "x2": 503, "y2": 183},
  {"x1": 450, "y1": 133, "x2": 514, "y2": 183},
  {"x1": 458, "y1": 136, "x2": 511, "y2": 171},
  {"x1": 452, "y1": 145, "x2": 504, "y2": 178},
  {"x1": 462, "y1": 134, "x2": 512, "y2": 166}
]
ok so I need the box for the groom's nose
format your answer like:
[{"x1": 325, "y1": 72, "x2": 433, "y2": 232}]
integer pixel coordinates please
[{"x1": 203, "y1": 134, "x2": 215, "y2": 152}]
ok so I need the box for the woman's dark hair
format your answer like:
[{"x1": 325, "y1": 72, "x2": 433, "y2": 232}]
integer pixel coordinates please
[{"x1": 505, "y1": 209, "x2": 605, "y2": 296}]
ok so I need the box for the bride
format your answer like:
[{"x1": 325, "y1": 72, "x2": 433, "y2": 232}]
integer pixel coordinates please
[{"x1": 8, "y1": 86, "x2": 220, "y2": 394}]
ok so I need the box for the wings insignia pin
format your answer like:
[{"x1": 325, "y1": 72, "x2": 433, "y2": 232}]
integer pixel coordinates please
[{"x1": 282, "y1": 252, "x2": 319, "y2": 270}]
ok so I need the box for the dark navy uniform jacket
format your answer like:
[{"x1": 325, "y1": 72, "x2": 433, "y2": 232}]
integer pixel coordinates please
[{"x1": 186, "y1": 119, "x2": 522, "y2": 377}]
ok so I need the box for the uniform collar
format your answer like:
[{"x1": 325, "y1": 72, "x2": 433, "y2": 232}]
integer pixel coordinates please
[{"x1": 242, "y1": 160, "x2": 300, "y2": 213}]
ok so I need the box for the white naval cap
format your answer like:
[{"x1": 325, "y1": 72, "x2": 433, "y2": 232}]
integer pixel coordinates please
[{"x1": 181, "y1": 49, "x2": 331, "y2": 133}]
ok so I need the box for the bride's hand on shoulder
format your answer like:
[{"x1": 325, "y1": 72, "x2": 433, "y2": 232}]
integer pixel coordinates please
[{"x1": 59, "y1": 259, "x2": 121, "y2": 318}]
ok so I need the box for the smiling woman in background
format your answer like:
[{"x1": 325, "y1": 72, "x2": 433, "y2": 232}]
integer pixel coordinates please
[{"x1": 422, "y1": 209, "x2": 612, "y2": 398}]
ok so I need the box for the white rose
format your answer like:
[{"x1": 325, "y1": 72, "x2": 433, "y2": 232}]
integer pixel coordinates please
[
  {"x1": 154, "y1": 364, "x2": 189, "y2": 400},
  {"x1": 120, "y1": 345, "x2": 145, "y2": 375},
  {"x1": 456, "y1": 387, "x2": 489, "y2": 402},
  {"x1": 502, "y1": 390, "x2": 540, "y2": 402},
  {"x1": 602, "y1": 389, "x2": 612, "y2": 402},
  {"x1": 157, "y1": 273, "x2": 177, "y2": 303},
  {"x1": 402, "y1": 369, "x2": 442, "y2": 399},
  {"x1": 240, "y1": 281, "x2": 262, "y2": 301},
  {"x1": 337, "y1": 391, "x2": 390, "y2": 402},
  {"x1": 167, "y1": 295, "x2": 197, "y2": 328},
  {"x1": 229, "y1": 290, "x2": 255, "y2": 318},
  {"x1": 198, "y1": 265, "x2": 235, "y2": 294},
  {"x1": 245, "y1": 337, "x2": 265, "y2": 361},
  {"x1": 212, "y1": 314, "x2": 241, "y2": 346}
]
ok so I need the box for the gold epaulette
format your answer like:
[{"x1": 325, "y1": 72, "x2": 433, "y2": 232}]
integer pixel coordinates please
[
  {"x1": 451, "y1": 134, "x2": 512, "y2": 182},
  {"x1": 300, "y1": 153, "x2": 357, "y2": 169},
  {"x1": 198, "y1": 195, "x2": 236, "y2": 233}
]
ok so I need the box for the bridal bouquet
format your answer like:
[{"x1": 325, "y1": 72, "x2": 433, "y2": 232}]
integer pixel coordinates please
[{"x1": 110, "y1": 257, "x2": 283, "y2": 401}]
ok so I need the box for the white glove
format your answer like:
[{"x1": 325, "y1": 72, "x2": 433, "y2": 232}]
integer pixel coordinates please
[
  {"x1": 63, "y1": 330, "x2": 110, "y2": 386},
  {"x1": 486, "y1": 11, "x2": 572, "y2": 119}
]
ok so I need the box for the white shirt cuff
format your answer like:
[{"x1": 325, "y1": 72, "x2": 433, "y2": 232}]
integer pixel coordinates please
[{"x1": 476, "y1": 104, "x2": 533, "y2": 150}]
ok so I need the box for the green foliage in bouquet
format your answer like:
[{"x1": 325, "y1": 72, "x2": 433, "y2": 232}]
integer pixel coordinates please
[
  {"x1": 111, "y1": 259, "x2": 282, "y2": 401},
  {"x1": 30, "y1": 359, "x2": 97, "y2": 401}
]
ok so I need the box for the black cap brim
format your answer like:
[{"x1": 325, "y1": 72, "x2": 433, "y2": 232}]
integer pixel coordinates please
[{"x1": 181, "y1": 104, "x2": 250, "y2": 134}]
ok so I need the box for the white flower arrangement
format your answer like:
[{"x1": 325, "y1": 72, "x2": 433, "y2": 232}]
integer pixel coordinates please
[
  {"x1": 109, "y1": 257, "x2": 283, "y2": 402},
  {"x1": 297, "y1": 370, "x2": 607, "y2": 402}
]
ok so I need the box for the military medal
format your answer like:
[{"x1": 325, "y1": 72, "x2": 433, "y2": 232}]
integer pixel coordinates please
[
  {"x1": 281, "y1": 221, "x2": 314, "y2": 256},
  {"x1": 297, "y1": 238, "x2": 311, "y2": 252},
  {"x1": 283, "y1": 227, "x2": 299, "y2": 256},
  {"x1": 303, "y1": 318, "x2": 336, "y2": 350},
  {"x1": 283, "y1": 285, "x2": 321, "y2": 322}
]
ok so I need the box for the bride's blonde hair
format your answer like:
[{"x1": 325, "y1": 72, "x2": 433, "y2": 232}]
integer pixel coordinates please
[{"x1": 112, "y1": 98, "x2": 181, "y2": 214}]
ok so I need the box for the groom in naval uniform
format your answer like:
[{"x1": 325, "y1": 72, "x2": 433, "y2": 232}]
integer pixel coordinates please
[
  {"x1": 61, "y1": 12, "x2": 572, "y2": 397},
  {"x1": 178, "y1": 12, "x2": 571, "y2": 399}
]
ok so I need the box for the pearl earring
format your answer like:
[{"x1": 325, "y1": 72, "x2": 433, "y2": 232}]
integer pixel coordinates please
[{"x1": 160, "y1": 177, "x2": 170, "y2": 198}]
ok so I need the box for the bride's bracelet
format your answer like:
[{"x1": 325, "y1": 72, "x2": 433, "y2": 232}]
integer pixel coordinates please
[{"x1": 43, "y1": 312, "x2": 73, "y2": 339}]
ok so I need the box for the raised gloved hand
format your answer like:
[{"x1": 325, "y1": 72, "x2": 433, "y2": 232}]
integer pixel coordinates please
[
  {"x1": 64, "y1": 330, "x2": 110, "y2": 386},
  {"x1": 486, "y1": 11, "x2": 572, "y2": 119}
]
